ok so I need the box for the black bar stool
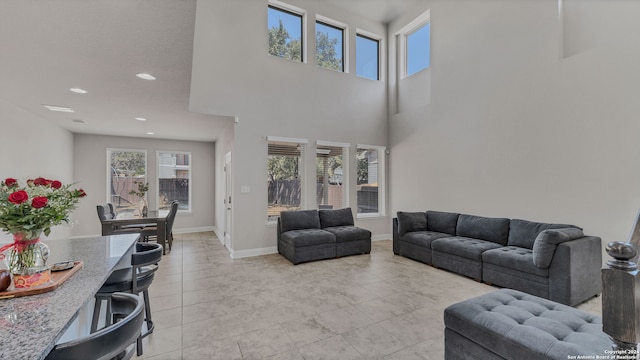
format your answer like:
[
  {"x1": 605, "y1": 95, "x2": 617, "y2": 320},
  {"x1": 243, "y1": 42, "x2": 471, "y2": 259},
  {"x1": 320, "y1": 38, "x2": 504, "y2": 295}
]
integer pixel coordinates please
[
  {"x1": 46, "y1": 292, "x2": 144, "y2": 360},
  {"x1": 91, "y1": 242, "x2": 162, "y2": 356}
]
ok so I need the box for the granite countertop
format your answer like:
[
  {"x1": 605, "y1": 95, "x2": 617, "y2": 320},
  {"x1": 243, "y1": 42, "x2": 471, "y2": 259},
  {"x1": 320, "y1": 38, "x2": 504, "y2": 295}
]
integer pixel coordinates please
[{"x1": 0, "y1": 233, "x2": 139, "y2": 360}]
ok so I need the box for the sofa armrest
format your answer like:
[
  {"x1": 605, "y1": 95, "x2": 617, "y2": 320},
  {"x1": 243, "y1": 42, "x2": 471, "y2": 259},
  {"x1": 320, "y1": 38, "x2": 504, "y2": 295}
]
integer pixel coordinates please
[
  {"x1": 548, "y1": 236, "x2": 602, "y2": 306},
  {"x1": 393, "y1": 218, "x2": 399, "y2": 255}
]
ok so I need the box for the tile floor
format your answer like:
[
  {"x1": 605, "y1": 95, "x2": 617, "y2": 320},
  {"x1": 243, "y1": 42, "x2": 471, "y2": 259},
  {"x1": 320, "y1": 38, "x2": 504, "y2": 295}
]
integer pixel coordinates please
[{"x1": 136, "y1": 232, "x2": 602, "y2": 360}]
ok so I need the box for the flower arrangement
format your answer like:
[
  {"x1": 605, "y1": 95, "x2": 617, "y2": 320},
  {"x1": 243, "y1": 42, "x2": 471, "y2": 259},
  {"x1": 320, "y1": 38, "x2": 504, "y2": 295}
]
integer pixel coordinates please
[{"x1": 0, "y1": 177, "x2": 86, "y2": 239}]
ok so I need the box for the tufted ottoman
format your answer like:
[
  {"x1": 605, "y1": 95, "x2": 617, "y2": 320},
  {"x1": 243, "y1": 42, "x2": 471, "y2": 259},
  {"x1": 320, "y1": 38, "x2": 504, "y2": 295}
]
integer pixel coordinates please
[{"x1": 444, "y1": 289, "x2": 612, "y2": 359}]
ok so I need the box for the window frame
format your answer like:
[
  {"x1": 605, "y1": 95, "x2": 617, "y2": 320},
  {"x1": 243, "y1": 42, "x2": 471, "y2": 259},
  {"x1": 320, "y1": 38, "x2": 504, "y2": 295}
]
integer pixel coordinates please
[
  {"x1": 266, "y1": 136, "x2": 308, "y2": 225},
  {"x1": 267, "y1": 0, "x2": 307, "y2": 63},
  {"x1": 316, "y1": 141, "x2": 350, "y2": 210},
  {"x1": 355, "y1": 144, "x2": 386, "y2": 219},
  {"x1": 315, "y1": 15, "x2": 348, "y2": 73},
  {"x1": 106, "y1": 148, "x2": 147, "y2": 214},
  {"x1": 355, "y1": 29, "x2": 382, "y2": 81},
  {"x1": 156, "y1": 150, "x2": 192, "y2": 213},
  {"x1": 396, "y1": 9, "x2": 431, "y2": 79}
]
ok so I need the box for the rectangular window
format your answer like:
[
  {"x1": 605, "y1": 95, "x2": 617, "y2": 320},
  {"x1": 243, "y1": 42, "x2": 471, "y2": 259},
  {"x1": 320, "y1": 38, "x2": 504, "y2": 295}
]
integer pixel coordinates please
[
  {"x1": 268, "y1": 4, "x2": 303, "y2": 62},
  {"x1": 157, "y1": 151, "x2": 191, "y2": 212},
  {"x1": 397, "y1": 9, "x2": 431, "y2": 78},
  {"x1": 316, "y1": 20, "x2": 344, "y2": 72},
  {"x1": 107, "y1": 149, "x2": 147, "y2": 216},
  {"x1": 316, "y1": 142, "x2": 349, "y2": 210},
  {"x1": 356, "y1": 34, "x2": 379, "y2": 80},
  {"x1": 356, "y1": 145, "x2": 385, "y2": 217},
  {"x1": 267, "y1": 137, "x2": 307, "y2": 222},
  {"x1": 407, "y1": 23, "x2": 430, "y2": 76}
]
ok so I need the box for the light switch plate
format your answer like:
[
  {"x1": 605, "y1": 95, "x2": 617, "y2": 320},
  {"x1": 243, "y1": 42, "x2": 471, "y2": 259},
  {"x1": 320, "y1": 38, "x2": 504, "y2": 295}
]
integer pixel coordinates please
[{"x1": 240, "y1": 186, "x2": 250, "y2": 193}]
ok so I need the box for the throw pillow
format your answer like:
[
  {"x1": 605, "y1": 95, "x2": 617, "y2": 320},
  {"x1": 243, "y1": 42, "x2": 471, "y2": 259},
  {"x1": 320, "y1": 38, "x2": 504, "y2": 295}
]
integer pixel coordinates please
[
  {"x1": 397, "y1": 211, "x2": 427, "y2": 236},
  {"x1": 532, "y1": 228, "x2": 585, "y2": 268}
]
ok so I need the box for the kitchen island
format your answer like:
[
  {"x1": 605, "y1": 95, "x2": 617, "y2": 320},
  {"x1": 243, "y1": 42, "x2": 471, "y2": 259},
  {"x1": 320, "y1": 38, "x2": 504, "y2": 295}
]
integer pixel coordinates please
[{"x1": 0, "y1": 233, "x2": 139, "y2": 360}]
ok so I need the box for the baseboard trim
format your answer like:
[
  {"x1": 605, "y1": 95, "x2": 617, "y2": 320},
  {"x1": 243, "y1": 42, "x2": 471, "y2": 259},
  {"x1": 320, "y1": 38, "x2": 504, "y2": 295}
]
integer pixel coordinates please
[
  {"x1": 231, "y1": 246, "x2": 278, "y2": 259},
  {"x1": 212, "y1": 226, "x2": 225, "y2": 245},
  {"x1": 174, "y1": 226, "x2": 215, "y2": 234},
  {"x1": 372, "y1": 234, "x2": 391, "y2": 241}
]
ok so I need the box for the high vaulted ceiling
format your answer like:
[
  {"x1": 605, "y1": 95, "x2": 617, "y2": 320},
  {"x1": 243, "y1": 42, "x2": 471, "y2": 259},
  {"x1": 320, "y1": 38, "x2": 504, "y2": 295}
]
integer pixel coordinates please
[{"x1": 0, "y1": 0, "x2": 420, "y2": 142}]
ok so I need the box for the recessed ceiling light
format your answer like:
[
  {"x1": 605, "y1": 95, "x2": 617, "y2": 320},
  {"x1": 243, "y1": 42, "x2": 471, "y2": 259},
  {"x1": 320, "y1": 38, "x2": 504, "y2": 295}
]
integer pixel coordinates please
[
  {"x1": 69, "y1": 88, "x2": 88, "y2": 94},
  {"x1": 135, "y1": 117, "x2": 147, "y2": 121},
  {"x1": 71, "y1": 119, "x2": 86, "y2": 124},
  {"x1": 136, "y1": 73, "x2": 156, "y2": 80},
  {"x1": 43, "y1": 105, "x2": 75, "y2": 113},
  {"x1": 146, "y1": 132, "x2": 155, "y2": 135}
]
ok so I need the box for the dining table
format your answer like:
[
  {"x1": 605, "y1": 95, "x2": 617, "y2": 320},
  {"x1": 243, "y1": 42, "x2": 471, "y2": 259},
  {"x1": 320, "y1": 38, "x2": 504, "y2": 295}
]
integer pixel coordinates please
[
  {"x1": 0, "y1": 233, "x2": 139, "y2": 360},
  {"x1": 100, "y1": 209, "x2": 169, "y2": 254}
]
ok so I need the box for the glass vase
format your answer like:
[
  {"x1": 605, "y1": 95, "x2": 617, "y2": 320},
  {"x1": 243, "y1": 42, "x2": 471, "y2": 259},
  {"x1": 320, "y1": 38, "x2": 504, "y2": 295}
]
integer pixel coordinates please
[
  {"x1": 139, "y1": 198, "x2": 148, "y2": 217},
  {"x1": 7, "y1": 231, "x2": 51, "y2": 288}
]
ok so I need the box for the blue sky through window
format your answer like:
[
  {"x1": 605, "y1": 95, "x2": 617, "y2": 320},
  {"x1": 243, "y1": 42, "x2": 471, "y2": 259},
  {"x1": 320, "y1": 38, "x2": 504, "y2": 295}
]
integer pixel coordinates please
[
  {"x1": 407, "y1": 22, "x2": 430, "y2": 76},
  {"x1": 356, "y1": 35, "x2": 379, "y2": 80},
  {"x1": 268, "y1": 7, "x2": 301, "y2": 45}
]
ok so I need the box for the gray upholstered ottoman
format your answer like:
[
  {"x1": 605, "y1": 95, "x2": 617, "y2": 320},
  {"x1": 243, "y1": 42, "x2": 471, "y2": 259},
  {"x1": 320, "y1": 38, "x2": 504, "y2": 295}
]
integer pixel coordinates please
[{"x1": 444, "y1": 289, "x2": 612, "y2": 359}]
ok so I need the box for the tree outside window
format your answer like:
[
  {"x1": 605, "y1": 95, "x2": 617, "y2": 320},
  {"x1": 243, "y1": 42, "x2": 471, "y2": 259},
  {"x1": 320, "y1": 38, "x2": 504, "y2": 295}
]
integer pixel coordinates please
[
  {"x1": 107, "y1": 149, "x2": 147, "y2": 215},
  {"x1": 268, "y1": 6, "x2": 303, "y2": 62}
]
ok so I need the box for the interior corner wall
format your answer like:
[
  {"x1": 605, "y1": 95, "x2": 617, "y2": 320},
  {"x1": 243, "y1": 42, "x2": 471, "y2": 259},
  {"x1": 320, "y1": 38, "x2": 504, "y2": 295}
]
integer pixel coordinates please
[
  {"x1": 0, "y1": 98, "x2": 74, "y2": 241},
  {"x1": 191, "y1": 0, "x2": 389, "y2": 254},
  {"x1": 389, "y1": 0, "x2": 640, "y2": 251},
  {"x1": 72, "y1": 134, "x2": 215, "y2": 237}
]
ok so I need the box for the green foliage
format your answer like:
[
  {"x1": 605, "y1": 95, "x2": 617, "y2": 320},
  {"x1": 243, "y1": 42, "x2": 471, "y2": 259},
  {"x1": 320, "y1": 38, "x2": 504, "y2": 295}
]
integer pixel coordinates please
[
  {"x1": 317, "y1": 155, "x2": 343, "y2": 182},
  {"x1": 110, "y1": 151, "x2": 145, "y2": 177},
  {"x1": 268, "y1": 155, "x2": 299, "y2": 181},
  {"x1": 268, "y1": 20, "x2": 301, "y2": 61},
  {"x1": 129, "y1": 181, "x2": 149, "y2": 198},
  {"x1": 316, "y1": 31, "x2": 341, "y2": 70}
]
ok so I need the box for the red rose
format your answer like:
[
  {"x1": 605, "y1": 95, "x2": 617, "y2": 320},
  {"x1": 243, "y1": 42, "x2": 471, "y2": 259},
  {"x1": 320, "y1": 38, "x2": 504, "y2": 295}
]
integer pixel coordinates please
[
  {"x1": 78, "y1": 189, "x2": 87, "y2": 197},
  {"x1": 8, "y1": 190, "x2": 29, "y2": 204},
  {"x1": 51, "y1": 180, "x2": 62, "y2": 189},
  {"x1": 31, "y1": 196, "x2": 48, "y2": 209},
  {"x1": 4, "y1": 178, "x2": 17, "y2": 187},
  {"x1": 33, "y1": 177, "x2": 47, "y2": 186},
  {"x1": 26, "y1": 179, "x2": 34, "y2": 186}
]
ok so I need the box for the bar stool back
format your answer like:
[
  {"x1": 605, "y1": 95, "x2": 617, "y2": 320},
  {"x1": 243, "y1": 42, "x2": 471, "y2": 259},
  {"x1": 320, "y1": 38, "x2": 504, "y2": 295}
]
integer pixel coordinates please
[
  {"x1": 46, "y1": 292, "x2": 144, "y2": 360},
  {"x1": 91, "y1": 242, "x2": 162, "y2": 356}
]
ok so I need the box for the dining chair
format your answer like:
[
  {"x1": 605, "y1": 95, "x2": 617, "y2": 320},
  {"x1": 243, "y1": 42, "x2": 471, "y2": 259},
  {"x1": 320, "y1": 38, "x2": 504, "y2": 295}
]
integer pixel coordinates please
[
  {"x1": 96, "y1": 204, "x2": 148, "y2": 235},
  {"x1": 91, "y1": 242, "x2": 163, "y2": 356},
  {"x1": 164, "y1": 200, "x2": 179, "y2": 251},
  {"x1": 139, "y1": 200, "x2": 178, "y2": 251},
  {"x1": 46, "y1": 292, "x2": 144, "y2": 360}
]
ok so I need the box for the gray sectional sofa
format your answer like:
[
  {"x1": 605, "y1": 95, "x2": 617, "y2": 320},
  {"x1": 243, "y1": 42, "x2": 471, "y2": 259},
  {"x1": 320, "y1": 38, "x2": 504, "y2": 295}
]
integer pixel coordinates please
[
  {"x1": 393, "y1": 211, "x2": 602, "y2": 306},
  {"x1": 278, "y1": 208, "x2": 371, "y2": 264}
]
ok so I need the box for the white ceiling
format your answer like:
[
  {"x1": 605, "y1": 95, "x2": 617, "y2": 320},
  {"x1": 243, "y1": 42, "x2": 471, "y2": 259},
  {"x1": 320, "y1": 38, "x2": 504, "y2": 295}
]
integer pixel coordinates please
[{"x1": 0, "y1": 0, "x2": 419, "y2": 142}]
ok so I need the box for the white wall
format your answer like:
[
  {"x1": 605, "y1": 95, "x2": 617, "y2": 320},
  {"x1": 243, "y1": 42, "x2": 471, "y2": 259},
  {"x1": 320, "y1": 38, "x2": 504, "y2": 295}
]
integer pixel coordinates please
[
  {"x1": 191, "y1": 0, "x2": 390, "y2": 254},
  {"x1": 389, "y1": 0, "x2": 640, "y2": 254},
  {"x1": 0, "y1": 99, "x2": 74, "y2": 241},
  {"x1": 73, "y1": 134, "x2": 216, "y2": 237}
]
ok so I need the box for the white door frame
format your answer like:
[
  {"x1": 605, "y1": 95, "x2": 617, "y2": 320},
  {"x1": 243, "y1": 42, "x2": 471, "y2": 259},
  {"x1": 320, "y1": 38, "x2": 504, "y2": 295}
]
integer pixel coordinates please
[{"x1": 223, "y1": 151, "x2": 232, "y2": 249}]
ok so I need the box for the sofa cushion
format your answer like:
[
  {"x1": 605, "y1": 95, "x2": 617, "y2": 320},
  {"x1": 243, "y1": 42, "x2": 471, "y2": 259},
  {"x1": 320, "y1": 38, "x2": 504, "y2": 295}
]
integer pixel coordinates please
[
  {"x1": 508, "y1": 219, "x2": 581, "y2": 250},
  {"x1": 482, "y1": 246, "x2": 549, "y2": 278},
  {"x1": 323, "y1": 226, "x2": 371, "y2": 243},
  {"x1": 280, "y1": 210, "x2": 321, "y2": 233},
  {"x1": 426, "y1": 211, "x2": 459, "y2": 235},
  {"x1": 456, "y1": 214, "x2": 510, "y2": 245},
  {"x1": 397, "y1": 211, "x2": 427, "y2": 236},
  {"x1": 280, "y1": 229, "x2": 336, "y2": 247},
  {"x1": 431, "y1": 236, "x2": 503, "y2": 261},
  {"x1": 319, "y1": 208, "x2": 354, "y2": 228},
  {"x1": 532, "y1": 228, "x2": 585, "y2": 268},
  {"x1": 399, "y1": 231, "x2": 450, "y2": 248},
  {"x1": 444, "y1": 289, "x2": 611, "y2": 359}
]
